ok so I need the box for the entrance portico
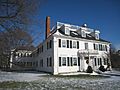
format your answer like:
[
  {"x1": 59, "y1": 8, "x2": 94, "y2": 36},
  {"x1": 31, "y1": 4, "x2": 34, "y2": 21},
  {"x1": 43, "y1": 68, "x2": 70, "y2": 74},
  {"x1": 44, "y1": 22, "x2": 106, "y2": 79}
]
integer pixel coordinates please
[{"x1": 78, "y1": 49, "x2": 99, "y2": 71}]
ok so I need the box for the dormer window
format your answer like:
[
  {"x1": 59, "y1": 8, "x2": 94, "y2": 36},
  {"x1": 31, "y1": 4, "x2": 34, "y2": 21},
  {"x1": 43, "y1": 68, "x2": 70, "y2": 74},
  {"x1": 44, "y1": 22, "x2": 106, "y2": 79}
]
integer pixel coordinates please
[
  {"x1": 81, "y1": 30, "x2": 86, "y2": 37},
  {"x1": 95, "y1": 33, "x2": 99, "y2": 39},
  {"x1": 65, "y1": 28, "x2": 70, "y2": 35}
]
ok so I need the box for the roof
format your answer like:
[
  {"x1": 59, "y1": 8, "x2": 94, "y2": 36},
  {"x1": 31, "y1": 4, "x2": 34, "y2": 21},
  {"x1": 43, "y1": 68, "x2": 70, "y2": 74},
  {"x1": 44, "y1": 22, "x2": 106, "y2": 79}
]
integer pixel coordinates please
[
  {"x1": 58, "y1": 29, "x2": 110, "y2": 43},
  {"x1": 15, "y1": 46, "x2": 35, "y2": 51}
]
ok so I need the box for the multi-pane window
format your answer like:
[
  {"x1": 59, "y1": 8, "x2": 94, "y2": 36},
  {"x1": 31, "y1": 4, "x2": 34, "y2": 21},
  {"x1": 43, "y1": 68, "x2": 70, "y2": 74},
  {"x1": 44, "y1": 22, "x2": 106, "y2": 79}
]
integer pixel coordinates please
[
  {"x1": 105, "y1": 45, "x2": 107, "y2": 51},
  {"x1": 62, "y1": 40, "x2": 66, "y2": 47},
  {"x1": 47, "y1": 40, "x2": 52, "y2": 49},
  {"x1": 81, "y1": 31, "x2": 86, "y2": 37},
  {"x1": 62, "y1": 57, "x2": 66, "y2": 66},
  {"x1": 93, "y1": 44, "x2": 98, "y2": 50},
  {"x1": 104, "y1": 58, "x2": 107, "y2": 65},
  {"x1": 95, "y1": 33, "x2": 99, "y2": 39},
  {"x1": 39, "y1": 59, "x2": 43, "y2": 67},
  {"x1": 98, "y1": 44, "x2": 108, "y2": 51},
  {"x1": 59, "y1": 56, "x2": 80, "y2": 66},
  {"x1": 47, "y1": 57, "x2": 52, "y2": 67},
  {"x1": 72, "y1": 57, "x2": 77, "y2": 66},
  {"x1": 73, "y1": 41, "x2": 76, "y2": 48},
  {"x1": 85, "y1": 43, "x2": 88, "y2": 50}
]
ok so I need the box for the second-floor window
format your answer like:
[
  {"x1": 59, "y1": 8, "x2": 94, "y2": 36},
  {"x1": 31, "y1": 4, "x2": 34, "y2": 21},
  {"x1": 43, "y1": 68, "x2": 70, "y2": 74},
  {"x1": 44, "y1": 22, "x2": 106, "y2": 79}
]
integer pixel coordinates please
[
  {"x1": 93, "y1": 44, "x2": 98, "y2": 50},
  {"x1": 62, "y1": 40, "x2": 66, "y2": 47},
  {"x1": 85, "y1": 43, "x2": 88, "y2": 50},
  {"x1": 47, "y1": 40, "x2": 52, "y2": 49},
  {"x1": 73, "y1": 41, "x2": 76, "y2": 48}
]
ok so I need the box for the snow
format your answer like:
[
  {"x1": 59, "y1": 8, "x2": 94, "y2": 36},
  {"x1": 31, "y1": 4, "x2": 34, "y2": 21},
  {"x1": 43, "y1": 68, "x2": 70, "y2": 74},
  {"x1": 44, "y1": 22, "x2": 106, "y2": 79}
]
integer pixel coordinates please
[
  {"x1": 0, "y1": 71, "x2": 49, "y2": 82},
  {"x1": 0, "y1": 71, "x2": 120, "y2": 90}
]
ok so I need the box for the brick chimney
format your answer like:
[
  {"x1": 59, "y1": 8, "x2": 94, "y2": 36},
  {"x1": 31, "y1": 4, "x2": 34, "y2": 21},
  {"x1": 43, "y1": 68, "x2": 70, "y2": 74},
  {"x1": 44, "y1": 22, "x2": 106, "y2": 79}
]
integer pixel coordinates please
[{"x1": 45, "y1": 16, "x2": 50, "y2": 39}]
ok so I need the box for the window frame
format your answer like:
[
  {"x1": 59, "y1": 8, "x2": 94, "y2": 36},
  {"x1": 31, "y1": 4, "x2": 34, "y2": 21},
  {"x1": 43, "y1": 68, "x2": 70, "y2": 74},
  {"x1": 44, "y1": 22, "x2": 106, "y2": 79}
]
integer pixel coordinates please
[{"x1": 62, "y1": 40, "x2": 67, "y2": 48}]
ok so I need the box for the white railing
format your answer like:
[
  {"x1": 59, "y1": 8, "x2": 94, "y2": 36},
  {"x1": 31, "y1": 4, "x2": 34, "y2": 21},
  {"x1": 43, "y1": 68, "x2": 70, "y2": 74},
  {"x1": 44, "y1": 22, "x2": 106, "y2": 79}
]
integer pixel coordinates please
[{"x1": 78, "y1": 49, "x2": 99, "y2": 55}]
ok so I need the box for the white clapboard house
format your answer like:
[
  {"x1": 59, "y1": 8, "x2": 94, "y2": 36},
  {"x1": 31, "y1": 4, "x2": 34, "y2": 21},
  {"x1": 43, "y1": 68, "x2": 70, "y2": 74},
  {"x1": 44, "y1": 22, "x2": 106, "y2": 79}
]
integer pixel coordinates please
[
  {"x1": 10, "y1": 16, "x2": 111, "y2": 75},
  {"x1": 35, "y1": 17, "x2": 111, "y2": 75}
]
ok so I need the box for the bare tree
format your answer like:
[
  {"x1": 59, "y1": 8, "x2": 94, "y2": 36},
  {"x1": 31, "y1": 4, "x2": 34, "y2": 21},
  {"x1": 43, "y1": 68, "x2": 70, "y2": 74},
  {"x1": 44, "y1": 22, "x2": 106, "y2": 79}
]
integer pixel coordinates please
[{"x1": 0, "y1": 0, "x2": 46, "y2": 69}]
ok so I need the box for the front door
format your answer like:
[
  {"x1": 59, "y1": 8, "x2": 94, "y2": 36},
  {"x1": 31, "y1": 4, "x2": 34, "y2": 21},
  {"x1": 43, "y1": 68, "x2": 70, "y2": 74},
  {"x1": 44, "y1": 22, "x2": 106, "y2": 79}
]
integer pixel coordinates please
[{"x1": 84, "y1": 57, "x2": 89, "y2": 70}]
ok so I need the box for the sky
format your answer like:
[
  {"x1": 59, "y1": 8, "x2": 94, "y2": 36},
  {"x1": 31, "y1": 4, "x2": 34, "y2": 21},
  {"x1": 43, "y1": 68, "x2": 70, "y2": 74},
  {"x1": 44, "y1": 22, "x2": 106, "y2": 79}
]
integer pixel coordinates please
[{"x1": 34, "y1": 0, "x2": 120, "y2": 50}]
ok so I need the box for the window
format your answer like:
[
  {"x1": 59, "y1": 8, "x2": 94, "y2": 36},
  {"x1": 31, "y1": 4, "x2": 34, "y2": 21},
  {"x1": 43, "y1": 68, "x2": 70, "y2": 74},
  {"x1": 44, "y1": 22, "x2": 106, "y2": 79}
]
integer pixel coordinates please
[
  {"x1": 65, "y1": 29, "x2": 70, "y2": 35},
  {"x1": 73, "y1": 57, "x2": 77, "y2": 66},
  {"x1": 77, "y1": 41, "x2": 79, "y2": 49},
  {"x1": 93, "y1": 44, "x2": 98, "y2": 50},
  {"x1": 81, "y1": 31, "x2": 86, "y2": 37},
  {"x1": 105, "y1": 45, "x2": 107, "y2": 51},
  {"x1": 95, "y1": 33, "x2": 99, "y2": 39},
  {"x1": 62, "y1": 57, "x2": 66, "y2": 66},
  {"x1": 85, "y1": 43, "x2": 88, "y2": 50},
  {"x1": 47, "y1": 40, "x2": 52, "y2": 49},
  {"x1": 94, "y1": 58, "x2": 97, "y2": 66},
  {"x1": 102, "y1": 45, "x2": 105, "y2": 51},
  {"x1": 67, "y1": 40, "x2": 69, "y2": 48},
  {"x1": 73, "y1": 41, "x2": 76, "y2": 48},
  {"x1": 104, "y1": 58, "x2": 107, "y2": 65},
  {"x1": 70, "y1": 40, "x2": 72, "y2": 48},
  {"x1": 58, "y1": 39, "x2": 61, "y2": 47},
  {"x1": 99, "y1": 44, "x2": 102, "y2": 51},
  {"x1": 36, "y1": 61, "x2": 38, "y2": 67},
  {"x1": 59, "y1": 57, "x2": 61, "y2": 66},
  {"x1": 47, "y1": 57, "x2": 52, "y2": 67},
  {"x1": 62, "y1": 40, "x2": 66, "y2": 47},
  {"x1": 40, "y1": 59, "x2": 43, "y2": 67}
]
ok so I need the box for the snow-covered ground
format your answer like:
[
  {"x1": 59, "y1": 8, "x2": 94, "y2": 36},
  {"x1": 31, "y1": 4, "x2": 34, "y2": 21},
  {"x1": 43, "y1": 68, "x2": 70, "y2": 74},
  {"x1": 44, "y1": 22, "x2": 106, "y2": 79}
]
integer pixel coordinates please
[
  {"x1": 0, "y1": 71, "x2": 49, "y2": 82},
  {"x1": 0, "y1": 71, "x2": 120, "y2": 90}
]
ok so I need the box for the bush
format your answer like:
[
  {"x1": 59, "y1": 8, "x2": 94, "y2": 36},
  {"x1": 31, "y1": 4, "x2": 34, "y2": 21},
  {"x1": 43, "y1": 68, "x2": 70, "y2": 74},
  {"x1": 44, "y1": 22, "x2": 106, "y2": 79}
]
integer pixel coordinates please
[
  {"x1": 86, "y1": 66, "x2": 93, "y2": 73},
  {"x1": 99, "y1": 65, "x2": 106, "y2": 72}
]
